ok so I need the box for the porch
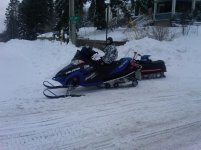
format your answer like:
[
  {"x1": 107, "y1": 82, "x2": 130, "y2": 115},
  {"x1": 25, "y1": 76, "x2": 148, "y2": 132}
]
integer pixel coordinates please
[{"x1": 153, "y1": 0, "x2": 201, "y2": 20}]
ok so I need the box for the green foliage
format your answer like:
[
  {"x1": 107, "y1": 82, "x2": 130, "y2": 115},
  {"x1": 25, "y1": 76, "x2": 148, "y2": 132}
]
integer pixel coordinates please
[{"x1": 135, "y1": 0, "x2": 153, "y2": 15}]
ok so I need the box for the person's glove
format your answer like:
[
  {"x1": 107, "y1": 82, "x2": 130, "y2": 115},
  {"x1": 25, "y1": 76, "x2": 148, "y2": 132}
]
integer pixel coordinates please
[
  {"x1": 96, "y1": 59, "x2": 105, "y2": 65},
  {"x1": 91, "y1": 53, "x2": 100, "y2": 60}
]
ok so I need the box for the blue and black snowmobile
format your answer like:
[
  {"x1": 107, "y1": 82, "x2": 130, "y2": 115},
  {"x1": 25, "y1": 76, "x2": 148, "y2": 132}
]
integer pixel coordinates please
[{"x1": 43, "y1": 47, "x2": 142, "y2": 98}]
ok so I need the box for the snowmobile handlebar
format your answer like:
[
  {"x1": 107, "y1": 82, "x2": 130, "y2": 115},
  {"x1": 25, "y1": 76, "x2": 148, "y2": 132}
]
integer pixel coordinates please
[
  {"x1": 133, "y1": 52, "x2": 140, "y2": 60},
  {"x1": 133, "y1": 52, "x2": 148, "y2": 60}
]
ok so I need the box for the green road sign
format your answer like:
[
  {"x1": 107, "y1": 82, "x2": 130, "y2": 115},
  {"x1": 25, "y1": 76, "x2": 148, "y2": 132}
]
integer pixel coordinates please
[{"x1": 69, "y1": 16, "x2": 80, "y2": 22}]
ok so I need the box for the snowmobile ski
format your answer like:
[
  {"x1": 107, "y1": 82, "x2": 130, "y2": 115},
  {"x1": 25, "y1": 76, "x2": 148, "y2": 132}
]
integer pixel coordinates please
[
  {"x1": 43, "y1": 88, "x2": 84, "y2": 99},
  {"x1": 43, "y1": 81, "x2": 67, "y2": 89}
]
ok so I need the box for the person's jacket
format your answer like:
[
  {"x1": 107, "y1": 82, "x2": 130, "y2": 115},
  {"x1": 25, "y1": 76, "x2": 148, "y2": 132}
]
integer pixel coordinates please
[{"x1": 102, "y1": 44, "x2": 118, "y2": 64}]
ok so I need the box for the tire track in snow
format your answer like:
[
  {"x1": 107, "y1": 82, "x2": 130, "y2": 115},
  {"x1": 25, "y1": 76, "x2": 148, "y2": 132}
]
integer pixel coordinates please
[
  {"x1": 135, "y1": 120, "x2": 201, "y2": 140},
  {"x1": 0, "y1": 89, "x2": 201, "y2": 150}
]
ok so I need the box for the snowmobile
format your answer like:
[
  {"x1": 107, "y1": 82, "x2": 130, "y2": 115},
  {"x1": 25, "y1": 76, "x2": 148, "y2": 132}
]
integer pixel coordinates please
[
  {"x1": 43, "y1": 48, "x2": 142, "y2": 99},
  {"x1": 137, "y1": 54, "x2": 167, "y2": 79}
]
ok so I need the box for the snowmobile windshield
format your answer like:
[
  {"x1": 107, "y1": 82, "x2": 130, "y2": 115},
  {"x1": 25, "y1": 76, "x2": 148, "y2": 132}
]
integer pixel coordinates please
[
  {"x1": 72, "y1": 50, "x2": 83, "y2": 61},
  {"x1": 70, "y1": 49, "x2": 96, "y2": 65},
  {"x1": 71, "y1": 50, "x2": 85, "y2": 65}
]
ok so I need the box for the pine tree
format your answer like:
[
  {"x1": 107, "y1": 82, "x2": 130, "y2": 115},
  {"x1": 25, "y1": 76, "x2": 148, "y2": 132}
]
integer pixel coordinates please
[
  {"x1": 75, "y1": 0, "x2": 84, "y2": 16},
  {"x1": 88, "y1": 0, "x2": 106, "y2": 30},
  {"x1": 54, "y1": 0, "x2": 84, "y2": 31},
  {"x1": 89, "y1": 0, "x2": 133, "y2": 29},
  {"x1": 18, "y1": 12, "x2": 29, "y2": 40},
  {"x1": 47, "y1": 0, "x2": 54, "y2": 30},
  {"x1": 135, "y1": 0, "x2": 153, "y2": 15},
  {"x1": 18, "y1": 0, "x2": 54, "y2": 40},
  {"x1": 95, "y1": 0, "x2": 106, "y2": 29},
  {"x1": 75, "y1": 0, "x2": 84, "y2": 22},
  {"x1": 110, "y1": 0, "x2": 130, "y2": 16},
  {"x1": 54, "y1": 0, "x2": 69, "y2": 31},
  {"x1": 88, "y1": 0, "x2": 96, "y2": 22},
  {"x1": 5, "y1": 0, "x2": 20, "y2": 40}
]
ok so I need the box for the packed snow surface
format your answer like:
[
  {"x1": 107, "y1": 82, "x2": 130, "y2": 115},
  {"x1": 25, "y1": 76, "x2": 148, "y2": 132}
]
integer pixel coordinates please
[{"x1": 0, "y1": 27, "x2": 201, "y2": 150}]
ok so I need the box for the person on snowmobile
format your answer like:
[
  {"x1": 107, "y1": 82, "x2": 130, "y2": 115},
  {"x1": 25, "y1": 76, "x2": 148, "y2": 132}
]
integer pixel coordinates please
[
  {"x1": 80, "y1": 45, "x2": 96, "y2": 62},
  {"x1": 80, "y1": 37, "x2": 118, "y2": 66},
  {"x1": 101, "y1": 37, "x2": 118, "y2": 65},
  {"x1": 87, "y1": 37, "x2": 118, "y2": 76}
]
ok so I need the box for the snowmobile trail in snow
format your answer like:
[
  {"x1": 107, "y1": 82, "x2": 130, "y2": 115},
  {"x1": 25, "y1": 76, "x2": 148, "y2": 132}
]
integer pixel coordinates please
[{"x1": 1, "y1": 88, "x2": 201, "y2": 150}]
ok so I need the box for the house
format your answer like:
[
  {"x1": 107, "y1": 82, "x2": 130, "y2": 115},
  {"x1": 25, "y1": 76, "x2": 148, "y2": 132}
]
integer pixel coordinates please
[
  {"x1": 153, "y1": 0, "x2": 201, "y2": 21},
  {"x1": 106, "y1": 0, "x2": 201, "y2": 27}
]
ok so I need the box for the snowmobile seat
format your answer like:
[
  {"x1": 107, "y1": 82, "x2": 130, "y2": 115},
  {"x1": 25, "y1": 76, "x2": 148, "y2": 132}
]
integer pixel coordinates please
[{"x1": 141, "y1": 60, "x2": 166, "y2": 72}]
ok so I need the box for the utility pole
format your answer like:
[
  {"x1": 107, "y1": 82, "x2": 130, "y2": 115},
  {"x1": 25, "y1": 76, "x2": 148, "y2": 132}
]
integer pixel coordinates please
[
  {"x1": 69, "y1": 0, "x2": 77, "y2": 45},
  {"x1": 106, "y1": 5, "x2": 109, "y2": 41},
  {"x1": 105, "y1": 0, "x2": 110, "y2": 41}
]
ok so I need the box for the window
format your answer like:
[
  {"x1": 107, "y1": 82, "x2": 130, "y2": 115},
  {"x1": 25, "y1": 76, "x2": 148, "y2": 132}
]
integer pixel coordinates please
[
  {"x1": 158, "y1": 1, "x2": 172, "y2": 13},
  {"x1": 176, "y1": 1, "x2": 191, "y2": 12}
]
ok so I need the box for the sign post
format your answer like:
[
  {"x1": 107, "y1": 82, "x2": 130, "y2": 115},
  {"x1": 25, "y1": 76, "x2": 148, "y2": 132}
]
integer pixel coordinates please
[{"x1": 69, "y1": 0, "x2": 77, "y2": 45}]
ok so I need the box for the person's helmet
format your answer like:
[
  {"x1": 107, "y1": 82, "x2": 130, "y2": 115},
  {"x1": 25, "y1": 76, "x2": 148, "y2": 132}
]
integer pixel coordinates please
[
  {"x1": 106, "y1": 37, "x2": 113, "y2": 44},
  {"x1": 85, "y1": 45, "x2": 90, "y2": 49},
  {"x1": 82, "y1": 45, "x2": 92, "y2": 51}
]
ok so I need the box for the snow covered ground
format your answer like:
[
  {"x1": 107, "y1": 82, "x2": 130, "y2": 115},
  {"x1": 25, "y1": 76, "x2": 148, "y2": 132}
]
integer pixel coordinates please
[{"x1": 0, "y1": 27, "x2": 201, "y2": 150}]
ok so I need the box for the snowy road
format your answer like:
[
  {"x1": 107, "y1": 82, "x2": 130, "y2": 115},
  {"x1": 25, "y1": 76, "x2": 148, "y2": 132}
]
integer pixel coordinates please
[{"x1": 1, "y1": 80, "x2": 201, "y2": 150}]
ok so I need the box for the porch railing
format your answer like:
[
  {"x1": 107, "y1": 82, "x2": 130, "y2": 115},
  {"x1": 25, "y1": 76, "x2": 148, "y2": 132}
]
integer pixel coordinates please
[{"x1": 154, "y1": 12, "x2": 183, "y2": 20}]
